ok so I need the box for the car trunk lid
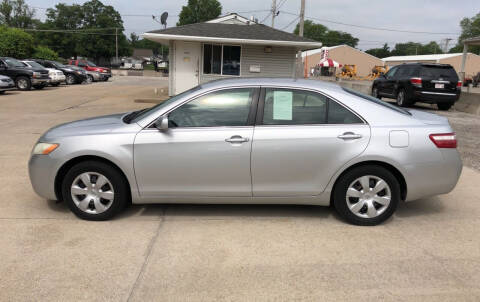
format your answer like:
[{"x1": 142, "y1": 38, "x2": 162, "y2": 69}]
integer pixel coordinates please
[{"x1": 407, "y1": 109, "x2": 449, "y2": 125}]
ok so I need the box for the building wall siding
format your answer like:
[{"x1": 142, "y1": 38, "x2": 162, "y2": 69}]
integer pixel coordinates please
[{"x1": 199, "y1": 45, "x2": 297, "y2": 84}]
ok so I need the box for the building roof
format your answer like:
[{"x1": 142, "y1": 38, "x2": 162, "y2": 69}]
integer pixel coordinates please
[
  {"x1": 463, "y1": 36, "x2": 480, "y2": 45},
  {"x1": 132, "y1": 48, "x2": 153, "y2": 58},
  {"x1": 301, "y1": 44, "x2": 381, "y2": 61},
  {"x1": 382, "y1": 53, "x2": 465, "y2": 62},
  {"x1": 206, "y1": 13, "x2": 255, "y2": 24},
  {"x1": 143, "y1": 23, "x2": 322, "y2": 49}
]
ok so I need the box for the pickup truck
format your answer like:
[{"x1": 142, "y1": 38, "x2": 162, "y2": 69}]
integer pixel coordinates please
[
  {"x1": 68, "y1": 59, "x2": 111, "y2": 81},
  {"x1": 0, "y1": 57, "x2": 50, "y2": 90}
]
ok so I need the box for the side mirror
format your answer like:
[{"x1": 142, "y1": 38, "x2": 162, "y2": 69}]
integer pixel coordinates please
[{"x1": 154, "y1": 115, "x2": 169, "y2": 131}]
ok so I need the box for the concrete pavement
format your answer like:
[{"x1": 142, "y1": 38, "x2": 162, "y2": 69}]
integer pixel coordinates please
[{"x1": 0, "y1": 77, "x2": 479, "y2": 301}]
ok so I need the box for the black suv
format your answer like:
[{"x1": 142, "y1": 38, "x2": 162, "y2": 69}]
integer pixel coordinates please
[
  {"x1": 372, "y1": 63, "x2": 461, "y2": 110},
  {"x1": 33, "y1": 59, "x2": 87, "y2": 85},
  {"x1": 0, "y1": 57, "x2": 50, "y2": 90}
]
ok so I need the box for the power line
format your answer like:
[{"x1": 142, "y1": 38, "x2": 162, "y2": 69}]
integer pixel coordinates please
[
  {"x1": 281, "y1": 15, "x2": 299, "y2": 30},
  {"x1": 280, "y1": 10, "x2": 461, "y2": 35}
]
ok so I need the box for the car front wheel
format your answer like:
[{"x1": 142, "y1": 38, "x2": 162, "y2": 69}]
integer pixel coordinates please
[
  {"x1": 62, "y1": 161, "x2": 129, "y2": 220},
  {"x1": 333, "y1": 165, "x2": 400, "y2": 226},
  {"x1": 372, "y1": 86, "x2": 381, "y2": 99},
  {"x1": 16, "y1": 76, "x2": 32, "y2": 90},
  {"x1": 66, "y1": 74, "x2": 76, "y2": 85}
]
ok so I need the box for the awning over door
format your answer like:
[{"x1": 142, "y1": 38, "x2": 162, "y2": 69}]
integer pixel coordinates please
[{"x1": 317, "y1": 58, "x2": 342, "y2": 68}]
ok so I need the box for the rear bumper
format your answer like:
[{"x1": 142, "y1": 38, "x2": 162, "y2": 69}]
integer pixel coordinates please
[
  {"x1": 413, "y1": 90, "x2": 460, "y2": 103},
  {"x1": 405, "y1": 149, "x2": 462, "y2": 201}
]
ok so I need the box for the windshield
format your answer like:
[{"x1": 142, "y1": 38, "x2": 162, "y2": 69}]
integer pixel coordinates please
[
  {"x1": 87, "y1": 61, "x2": 97, "y2": 67},
  {"x1": 52, "y1": 62, "x2": 66, "y2": 68},
  {"x1": 25, "y1": 61, "x2": 45, "y2": 69},
  {"x1": 128, "y1": 86, "x2": 202, "y2": 123},
  {"x1": 5, "y1": 58, "x2": 26, "y2": 68},
  {"x1": 342, "y1": 87, "x2": 411, "y2": 115}
]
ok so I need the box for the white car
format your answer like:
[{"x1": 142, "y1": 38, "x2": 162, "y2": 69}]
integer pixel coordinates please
[{"x1": 22, "y1": 60, "x2": 66, "y2": 86}]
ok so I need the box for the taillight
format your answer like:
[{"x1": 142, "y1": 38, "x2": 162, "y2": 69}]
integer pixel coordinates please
[
  {"x1": 410, "y1": 77, "x2": 422, "y2": 88},
  {"x1": 429, "y1": 133, "x2": 457, "y2": 148},
  {"x1": 457, "y1": 81, "x2": 462, "y2": 88}
]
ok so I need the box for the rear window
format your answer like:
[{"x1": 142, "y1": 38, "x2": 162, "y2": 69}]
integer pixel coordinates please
[
  {"x1": 341, "y1": 87, "x2": 411, "y2": 115},
  {"x1": 420, "y1": 65, "x2": 458, "y2": 80}
]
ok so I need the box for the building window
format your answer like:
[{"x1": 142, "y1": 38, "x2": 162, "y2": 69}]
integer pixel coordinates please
[{"x1": 203, "y1": 44, "x2": 241, "y2": 76}]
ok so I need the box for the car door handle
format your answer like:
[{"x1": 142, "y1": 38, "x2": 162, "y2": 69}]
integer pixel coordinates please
[
  {"x1": 337, "y1": 132, "x2": 362, "y2": 140},
  {"x1": 225, "y1": 136, "x2": 249, "y2": 143}
]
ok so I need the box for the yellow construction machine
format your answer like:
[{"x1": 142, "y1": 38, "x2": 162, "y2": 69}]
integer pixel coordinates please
[{"x1": 336, "y1": 65, "x2": 357, "y2": 79}]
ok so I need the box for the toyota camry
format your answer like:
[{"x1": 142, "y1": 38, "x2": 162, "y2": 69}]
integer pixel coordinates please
[{"x1": 28, "y1": 78, "x2": 462, "y2": 225}]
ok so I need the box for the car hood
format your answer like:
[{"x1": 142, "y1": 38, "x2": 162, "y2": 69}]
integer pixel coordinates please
[
  {"x1": 407, "y1": 109, "x2": 449, "y2": 125},
  {"x1": 41, "y1": 113, "x2": 127, "y2": 140}
]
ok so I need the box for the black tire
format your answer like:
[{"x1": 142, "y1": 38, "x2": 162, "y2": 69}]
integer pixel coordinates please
[
  {"x1": 66, "y1": 74, "x2": 76, "y2": 85},
  {"x1": 62, "y1": 161, "x2": 129, "y2": 221},
  {"x1": 87, "y1": 75, "x2": 94, "y2": 83},
  {"x1": 33, "y1": 84, "x2": 46, "y2": 90},
  {"x1": 103, "y1": 77, "x2": 109, "y2": 82},
  {"x1": 0, "y1": 91, "x2": 5, "y2": 95},
  {"x1": 51, "y1": 82, "x2": 60, "y2": 87},
  {"x1": 396, "y1": 89, "x2": 411, "y2": 107},
  {"x1": 15, "y1": 76, "x2": 32, "y2": 91},
  {"x1": 333, "y1": 165, "x2": 400, "y2": 226},
  {"x1": 372, "y1": 86, "x2": 381, "y2": 99},
  {"x1": 437, "y1": 102, "x2": 453, "y2": 111}
]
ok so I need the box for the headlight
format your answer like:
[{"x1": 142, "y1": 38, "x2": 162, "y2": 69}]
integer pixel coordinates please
[
  {"x1": 32, "y1": 72, "x2": 42, "y2": 78},
  {"x1": 32, "y1": 143, "x2": 59, "y2": 155},
  {"x1": 76, "y1": 71, "x2": 82, "y2": 74}
]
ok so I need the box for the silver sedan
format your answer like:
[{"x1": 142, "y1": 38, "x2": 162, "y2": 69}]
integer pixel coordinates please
[{"x1": 28, "y1": 78, "x2": 462, "y2": 225}]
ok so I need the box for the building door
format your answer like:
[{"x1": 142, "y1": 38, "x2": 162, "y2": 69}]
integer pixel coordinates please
[{"x1": 175, "y1": 41, "x2": 200, "y2": 94}]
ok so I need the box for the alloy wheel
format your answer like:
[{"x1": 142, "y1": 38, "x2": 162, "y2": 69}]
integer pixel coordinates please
[
  {"x1": 397, "y1": 91, "x2": 404, "y2": 106},
  {"x1": 17, "y1": 79, "x2": 28, "y2": 89},
  {"x1": 70, "y1": 172, "x2": 114, "y2": 214},
  {"x1": 66, "y1": 75, "x2": 75, "y2": 85},
  {"x1": 345, "y1": 175, "x2": 391, "y2": 219},
  {"x1": 372, "y1": 87, "x2": 378, "y2": 98}
]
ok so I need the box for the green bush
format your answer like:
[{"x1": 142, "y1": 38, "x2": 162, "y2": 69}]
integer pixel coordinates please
[
  {"x1": 0, "y1": 26, "x2": 34, "y2": 58},
  {"x1": 33, "y1": 46, "x2": 59, "y2": 61}
]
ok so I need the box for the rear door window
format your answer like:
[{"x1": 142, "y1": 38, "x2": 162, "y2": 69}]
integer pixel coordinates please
[{"x1": 420, "y1": 65, "x2": 458, "y2": 80}]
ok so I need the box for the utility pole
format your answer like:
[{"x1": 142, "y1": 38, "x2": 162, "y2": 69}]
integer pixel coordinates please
[
  {"x1": 271, "y1": 0, "x2": 276, "y2": 28},
  {"x1": 115, "y1": 27, "x2": 118, "y2": 62},
  {"x1": 444, "y1": 38, "x2": 452, "y2": 53},
  {"x1": 299, "y1": 0, "x2": 305, "y2": 37}
]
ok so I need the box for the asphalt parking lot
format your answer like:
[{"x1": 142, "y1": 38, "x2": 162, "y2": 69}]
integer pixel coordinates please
[{"x1": 1, "y1": 77, "x2": 479, "y2": 301}]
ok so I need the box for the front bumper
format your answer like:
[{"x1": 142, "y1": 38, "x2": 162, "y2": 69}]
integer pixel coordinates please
[
  {"x1": 0, "y1": 83, "x2": 15, "y2": 91},
  {"x1": 28, "y1": 154, "x2": 58, "y2": 200},
  {"x1": 49, "y1": 75, "x2": 66, "y2": 84},
  {"x1": 32, "y1": 78, "x2": 50, "y2": 85}
]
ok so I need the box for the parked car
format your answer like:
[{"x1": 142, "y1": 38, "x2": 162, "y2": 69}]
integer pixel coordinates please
[
  {"x1": 22, "y1": 60, "x2": 66, "y2": 86},
  {"x1": 0, "y1": 57, "x2": 50, "y2": 90},
  {"x1": 67, "y1": 65, "x2": 100, "y2": 83},
  {"x1": 0, "y1": 74, "x2": 15, "y2": 94},
  {"x1": 372, "y1": 63, "x2": 461, "y2": 110},
  {"x1": 68, "y1": 59, "x2": 111, "y2": 81},
  {"x1": 28, "y1": 78, "x2": 462, "y2": 225},
  {"x1": 33, "y1": 59, "x2": 87, "y2": 85}
]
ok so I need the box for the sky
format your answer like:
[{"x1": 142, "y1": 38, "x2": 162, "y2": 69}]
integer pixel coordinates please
[{"x1": 27, "y1": 0, "x2": 479, "y2": 51}]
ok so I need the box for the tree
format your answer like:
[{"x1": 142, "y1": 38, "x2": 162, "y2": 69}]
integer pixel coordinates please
[
  {"x1": 0, "y1": 26, "x2": 34, "y2": 58},
  {"x1": 33, "y1": 46, "x2": 59, "y2": 60},
  {"x1": 0, "y1": 0, "x2": 36, "y2": 28},
  {"x1": 293, "y1": 20, "x2": 359, "y2": 47},
  {"x1": 451, "y1": 12, "x2": 480, "y2": 54},
  {"x1": 35, "y1": 0, "x2": 130, "y2": 61},
  {"x1": 130, "y1": 32, "x2": 139, "y2": 47},
  {"x1": 390, "y1": 41, "x2": 443, "y2": 56},
  {"x1": 177, "y1": 0, "x2": 222, "y2": 26},
  {"x1": 365, "y1": 43, "x2": 391, "y2": 58}
]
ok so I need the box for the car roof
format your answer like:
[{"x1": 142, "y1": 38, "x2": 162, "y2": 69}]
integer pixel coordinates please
[
  {"x1": 200, "y1": 77, "x2": 344, "y2": 93},
  {"x1": 398, "y1": 62, "x2": 453, "y2": 68}
]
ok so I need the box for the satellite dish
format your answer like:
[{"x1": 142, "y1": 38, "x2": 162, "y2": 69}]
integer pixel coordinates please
[{"x1": 160, "y1": 12, "x2": 168, "y2": 28}]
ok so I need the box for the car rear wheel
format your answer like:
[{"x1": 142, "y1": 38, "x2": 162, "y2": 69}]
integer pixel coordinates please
[
  {"x1": 66, "y1": 74, "x2": 76, "y2": 85},
  {"x1": 437, "y1": 102, "x2": 453, "y2": 111},
  {"x1": 16, "y1": 76, "x2": 31, "y2": 91},
  {"x1": 86, "y1": 75, "x2": 93, "y2": 83},
  {"x1": 333, "y1": 165, "x2": 400, "y2": 226},
  {"x1": 396, "y1": 89, "x2": 411, "y2": 107},
  {"x1": 372, "y1": 86, "x2": 381, "y2": 99},
  {"x1": 62, "y1": 161, "x2": 129, "y2": 220}
]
